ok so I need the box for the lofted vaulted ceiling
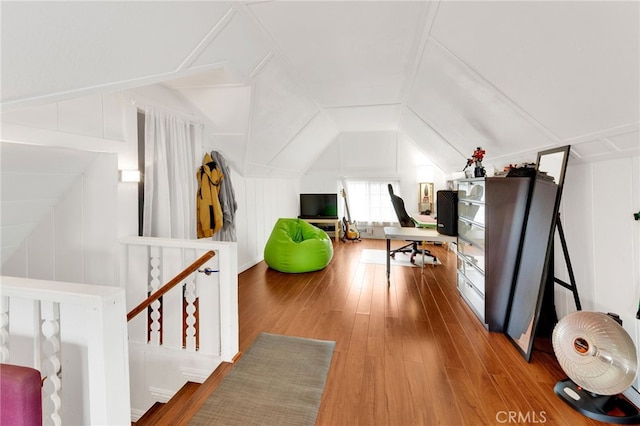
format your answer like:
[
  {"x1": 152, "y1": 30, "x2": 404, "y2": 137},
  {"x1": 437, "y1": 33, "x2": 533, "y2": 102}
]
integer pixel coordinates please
[{"x1": 2, "y1": 1, "x2": 639, "y2": 177}]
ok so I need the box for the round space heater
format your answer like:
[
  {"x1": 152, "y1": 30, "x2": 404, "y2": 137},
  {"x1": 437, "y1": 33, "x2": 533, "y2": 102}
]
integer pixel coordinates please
[{"x1": 552, "y1": 311, "x2": 640, "y2": 424}]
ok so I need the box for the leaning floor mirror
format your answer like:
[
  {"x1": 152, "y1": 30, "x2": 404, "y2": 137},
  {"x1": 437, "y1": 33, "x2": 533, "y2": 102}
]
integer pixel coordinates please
[{"x1": 505, "y1": 145, "x2": 571, "y2": 361}]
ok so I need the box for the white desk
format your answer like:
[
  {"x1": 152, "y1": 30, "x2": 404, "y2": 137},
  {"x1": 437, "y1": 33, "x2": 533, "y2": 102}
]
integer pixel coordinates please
[{"x1": 383, "y1": 226, "x2": 457, "y2": 285}]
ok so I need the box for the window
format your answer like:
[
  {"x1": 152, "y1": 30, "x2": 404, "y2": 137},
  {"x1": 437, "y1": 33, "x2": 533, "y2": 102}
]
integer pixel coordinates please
[{"x1": 344, "y1": 179, "x2": 400, "y2": 224}]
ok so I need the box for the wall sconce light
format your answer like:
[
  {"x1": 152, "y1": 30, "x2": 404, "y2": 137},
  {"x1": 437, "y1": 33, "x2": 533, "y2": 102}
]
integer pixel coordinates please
[{"x1": 119, "y1": 170, "x2": 141, "y2": 183}]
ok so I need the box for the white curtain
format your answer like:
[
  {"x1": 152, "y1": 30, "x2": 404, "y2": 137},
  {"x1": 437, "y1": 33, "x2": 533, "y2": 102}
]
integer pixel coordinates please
[
  {"x1": 345, "y1": 179, "x2": 400, "y2": 224},
  {"x1": 143, "y1": 108, "x2": 200, "y2": 239}
]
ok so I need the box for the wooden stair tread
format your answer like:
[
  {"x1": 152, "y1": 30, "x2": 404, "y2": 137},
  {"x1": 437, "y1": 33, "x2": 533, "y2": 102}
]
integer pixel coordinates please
[
  {"x1": 133, "y1": 381, "x2": 199, "y2": 425},
  {"x1": 132, "y1": 362, "x2": 235, "y2": 425}
]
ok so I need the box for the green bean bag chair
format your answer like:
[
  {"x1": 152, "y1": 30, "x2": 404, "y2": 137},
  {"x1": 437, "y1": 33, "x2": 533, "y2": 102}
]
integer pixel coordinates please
[{"x1": 264, "y1": 218, "x2": 333, "y2": 273}]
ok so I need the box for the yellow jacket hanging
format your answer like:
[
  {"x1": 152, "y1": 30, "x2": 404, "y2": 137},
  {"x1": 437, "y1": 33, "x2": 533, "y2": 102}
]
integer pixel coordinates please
[{"x1": 197, "y1": 153, "x2": 224, "y2": 238}]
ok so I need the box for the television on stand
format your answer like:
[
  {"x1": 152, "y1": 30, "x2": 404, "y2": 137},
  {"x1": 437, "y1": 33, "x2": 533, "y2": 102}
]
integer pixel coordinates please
[{"x1": 299, "y1": 193, "x2": 338, "y2": 219}]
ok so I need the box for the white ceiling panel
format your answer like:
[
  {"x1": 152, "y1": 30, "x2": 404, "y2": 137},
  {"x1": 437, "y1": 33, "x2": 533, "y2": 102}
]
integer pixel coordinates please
[
  {"x1": 2, "y1": 1, "x2": 638, "y2": 181},
  {"x1": 248, "y1": 58, "x2": 319, "y2": 166},
  {"x1": 269, "y1": 113, "x2": 339, "y2": 173},
  {"x1": 1, "y1": 103, "x2": 59, "y2": 131},
  {"x1": 247, "y1": 1, "x2": 427, "y2": 107},
  {"x1": 58, "y1": 96, "x2": 105, "y2": 138},
  {"x1": 204, "y1": 133, "x2": 248, "y2": 175},
  {"x1": 162, "y1": 68, "x2": 245, "y2": 89},
  {"x1": 1, "y1": 142, "x2": 99, "y2": 174},
  {"x1": 608, "y1": 131, "x2": 640, "y2": 153},
  {"x1": 191, "y1": 8, "x2": 271, "y2": 79},
  {"x1": 325, "y1": 105, "x2": 402, "y2": 132},
  {"x1": 399, "y1": 107, "x2": 466, "y2": 174},
  {"x1": 569, "y1": 134, "x2": 640, "y2": 164},
  {"x1": 306, "y1": 142, "x2": 342, "y2": 175},
  {"x1": 176, "y1": 86, "x2": 252, "y2": 134},
  {"x1": 431, "y1": 1, "x2": 640, "y2": 140},
  {"x1": 1, "y1": 1, "x2": 233, "y2": 103},
  {"x1": 571, "y1": 140, "x2": 616, "y2": 159},
  {"x1": 408, "y1": 40, "x2": 558, "y2": 161},
  {"x1": 339, "y1": 131, "x2": 398, "y2": 175}
]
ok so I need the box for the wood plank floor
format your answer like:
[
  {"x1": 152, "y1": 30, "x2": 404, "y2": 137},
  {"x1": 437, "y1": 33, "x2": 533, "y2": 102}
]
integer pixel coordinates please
[{"x1": 137, "y1": 238, "x2": 608, "y2": 425}]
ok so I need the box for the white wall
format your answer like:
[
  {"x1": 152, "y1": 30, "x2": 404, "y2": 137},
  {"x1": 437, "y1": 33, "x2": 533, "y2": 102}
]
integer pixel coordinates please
[
  {"x1": 558, "y1": 156, "x2": 640, "y2": 398},
  {"x1": 558, "y1": 157, "x2": 639, "y2": 373},
  {"x1": 1, "y1": 92, "x2": 135, "y2": 285},
  {"x1": 397, "y1": 133, "x2": 447, "y2": 210},
  {"x1": 1, "y1": 86, "x2": 299, "y2": 283},
  {"x1": 301, "y1": 131, "x2": 447, "y2": 222},
  {"x1": 2, "y1": 153, "x2": 119, "y2": 286}
]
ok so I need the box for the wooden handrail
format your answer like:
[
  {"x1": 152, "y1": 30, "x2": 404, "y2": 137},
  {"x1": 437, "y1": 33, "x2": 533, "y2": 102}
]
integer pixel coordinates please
[{"x1": 126, "y1": 250, "x2": 215, "y2": 322}]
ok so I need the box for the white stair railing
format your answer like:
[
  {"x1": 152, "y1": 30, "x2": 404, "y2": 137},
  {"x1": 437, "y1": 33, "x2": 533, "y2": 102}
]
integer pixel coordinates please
[
  {"x1": 120, "y1": 236, "x2": 238, "y2": 421},
  {"x1": 0, "y1": 276, "x2": 131, "y2": 425},
  {"x1": 0, "y1": 237, "x2": 238, "y2": 424}
]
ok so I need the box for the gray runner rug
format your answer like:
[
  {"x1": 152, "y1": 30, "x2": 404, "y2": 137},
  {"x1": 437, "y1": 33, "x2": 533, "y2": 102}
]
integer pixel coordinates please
[{"x1": 189, "y1": 332, "x2": 336, "y2": 426}]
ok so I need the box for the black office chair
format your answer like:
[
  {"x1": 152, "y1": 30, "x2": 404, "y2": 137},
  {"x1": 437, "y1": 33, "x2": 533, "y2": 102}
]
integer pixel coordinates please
[{"x1": 388, "y1": 184, "x2": 436, "y2": 264}]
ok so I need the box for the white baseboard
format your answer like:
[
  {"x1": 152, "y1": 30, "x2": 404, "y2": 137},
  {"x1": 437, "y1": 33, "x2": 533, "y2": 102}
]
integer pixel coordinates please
[
  {"x1": 130, "y1": 408, "x2": 146, "y2": 422},
  {"x1": 181, "y1": 366, "x2": 211, "y2": 383},
  {"x1": 149, "y1": 386, "x2": 173, "y2": 403}
]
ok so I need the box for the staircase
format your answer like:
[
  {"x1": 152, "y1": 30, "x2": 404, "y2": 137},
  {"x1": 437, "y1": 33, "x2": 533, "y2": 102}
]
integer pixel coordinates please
[
  {"x1": 133, "y1": 362, "x2": 234, "y2": 425},
  {"x1": 121, "y1": 237, "x2": 239, "y2": 421}
]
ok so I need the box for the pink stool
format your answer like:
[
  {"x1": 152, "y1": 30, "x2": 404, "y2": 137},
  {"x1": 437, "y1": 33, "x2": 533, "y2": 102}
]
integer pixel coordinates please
[{"x1": 0, "y1": 363, "x2": 42, "y2": 426}]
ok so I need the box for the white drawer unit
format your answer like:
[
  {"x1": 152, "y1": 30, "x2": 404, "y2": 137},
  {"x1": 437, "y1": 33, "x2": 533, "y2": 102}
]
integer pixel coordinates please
[
  {"x1": 459, "y1": 202, "x2": 485, "y2": 225},
  {"x1": 457, "y1": 271, "x2": 485, "y2": 323},
  {"x1": 458, "y1": 180, "x2": 486, "y2": 203},
  {"x1": 456, "y1": 178, "x2": 487, "y2": 326},
  {"x1": 457, "y1": 238, "x2": 485, "y2": 272},
  {"x1": 458, "y1": 219, "x2": 485, "y2": 252},
  {"x1": 458, "y1": 254, "x2": 485, "y2": 294}
]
